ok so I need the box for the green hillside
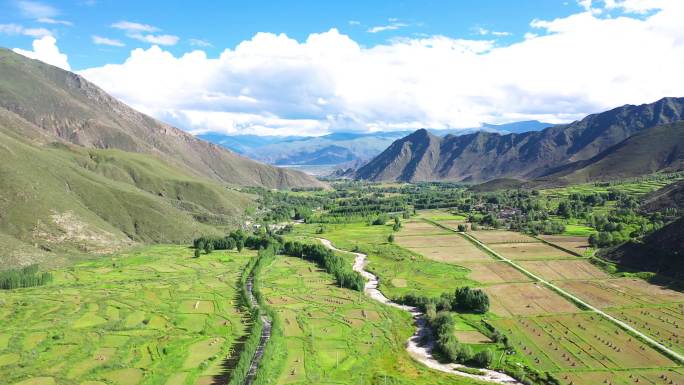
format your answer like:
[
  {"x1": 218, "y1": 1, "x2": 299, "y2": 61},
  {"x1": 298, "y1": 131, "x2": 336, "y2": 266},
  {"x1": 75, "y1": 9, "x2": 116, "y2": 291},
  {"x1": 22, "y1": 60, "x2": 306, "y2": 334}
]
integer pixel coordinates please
[
  {"x1": 0, "y1": 48, "x2": 326, "y2": 190},
  {"x1": 0, "y1": 112, "x2": 254, "y2": 269}
]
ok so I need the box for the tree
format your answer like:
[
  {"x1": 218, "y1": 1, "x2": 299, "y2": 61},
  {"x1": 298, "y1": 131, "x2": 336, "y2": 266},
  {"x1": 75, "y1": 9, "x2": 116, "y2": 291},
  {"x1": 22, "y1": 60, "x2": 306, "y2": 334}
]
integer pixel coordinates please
[
  {"x1": 456, "y1": 344, "x2": 473, "y2": 363},
  {"x1": 457, "y1": 224, "x2": 466, "y2": 232},
  {"x1": 372, "y1": 214, "x2": 388, "y2": 225},
  {"x1": 454, "y1": 286, "x2": 489, "y2": 313},
  {"x1": 388, "y1": 234, "x2": 395, "y2": 243},
  {"x1": 472, "y1": 349, "x2": 493, "y2": 367},
  {"x1": 236, "y1": 239, "x2": 244, "y2": 252},
  {"x1": 204, "y1": 242, "x2": 214, "y2": 254}
]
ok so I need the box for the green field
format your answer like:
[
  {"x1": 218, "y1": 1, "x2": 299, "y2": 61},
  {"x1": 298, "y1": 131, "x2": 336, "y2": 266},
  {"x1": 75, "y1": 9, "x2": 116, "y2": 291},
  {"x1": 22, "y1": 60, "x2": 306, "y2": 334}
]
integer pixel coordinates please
[
  {"x1": 288, "y1": 221, "x2": 477, "y2": 298},
  {"x1": 298, "y1": 210, "x2": 684, "y2": 385},
  {"x1": 258, "y1": 254, "x2": 483, "y2": 385},
  {"x1": 0, "y1": 245, "x2": 252, "y2": 385}
]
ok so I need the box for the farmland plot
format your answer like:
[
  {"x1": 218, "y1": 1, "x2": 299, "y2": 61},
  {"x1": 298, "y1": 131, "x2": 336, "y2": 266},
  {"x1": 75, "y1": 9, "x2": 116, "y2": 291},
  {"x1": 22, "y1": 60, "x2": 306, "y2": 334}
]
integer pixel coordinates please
[
  {"x1": 517, "y1": 259, "x2": 609, "y2": 281},
  {"x1": 458, "y1": 261, "x2": 532, "y2": 284},
  {"x1": 488, "y1": 242, "x2": 578, "y2": 260},
  {"x1": 483, "y1": 283, "x2": 580, "y2": 317},
  {"x1": 396, "y1": 234, "x2": 492, "y2": 263},
  {"x1": 607, "y1": 305, "x2": 684, "y2": 355},
  {"x1": 468, "y1": 230, "x2": 539, "y2": 244},
  {"x1": 0, "y1": 245, "x2": 251, "y2": 385},
  {"x1": 490, "y1": 314, "x2": 676, "y2": 372},
  {"x1": 538, "y1": 235, "x2": 592, "y2": 255},
  {"x1": 400, "y1": 220, "x2": 452, "y2": 236},
  {"x1": 557, "y1": 278, "x2": 684, "y2": 308}
]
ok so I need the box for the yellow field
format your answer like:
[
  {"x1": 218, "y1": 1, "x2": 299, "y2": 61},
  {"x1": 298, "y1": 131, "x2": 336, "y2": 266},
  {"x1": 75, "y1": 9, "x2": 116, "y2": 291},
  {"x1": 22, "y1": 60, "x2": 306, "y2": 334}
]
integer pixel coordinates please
[
  {"x1": 484, "y1": 283, "x2": 580, "y2": 317},
  {"x1": 458, "y1": 261, "x2": 532, "y2": 283},
  {"x1": 517, "y1": 259, "x2": 609, "y2": 281}
]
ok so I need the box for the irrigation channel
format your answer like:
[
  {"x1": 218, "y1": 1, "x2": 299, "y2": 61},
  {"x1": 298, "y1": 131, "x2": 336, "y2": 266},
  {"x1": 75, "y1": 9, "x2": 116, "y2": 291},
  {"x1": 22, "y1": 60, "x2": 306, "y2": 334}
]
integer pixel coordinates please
[
  {"x1": 244, "y1": 276, "x2": 272, "y2": 385},
  {"x1": 317, "y1": 238, "x2": 522, "y2": 384}
]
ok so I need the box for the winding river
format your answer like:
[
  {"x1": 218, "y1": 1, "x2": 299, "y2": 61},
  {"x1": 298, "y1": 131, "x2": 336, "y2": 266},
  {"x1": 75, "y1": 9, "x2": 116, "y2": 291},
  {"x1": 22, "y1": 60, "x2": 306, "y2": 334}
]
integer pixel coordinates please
[{"x1": 317, "y1": 238, "x2": 522, "y2": 385}]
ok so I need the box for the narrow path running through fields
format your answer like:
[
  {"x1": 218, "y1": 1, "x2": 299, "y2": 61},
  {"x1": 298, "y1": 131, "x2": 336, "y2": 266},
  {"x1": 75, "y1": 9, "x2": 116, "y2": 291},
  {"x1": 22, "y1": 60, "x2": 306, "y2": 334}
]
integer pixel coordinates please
[
  {"x1": 426, "y1": 219, "x2": 684, "y2": 365},
  {"x1": 317, "y1": 238, "x2": 522, "y2": 384}
]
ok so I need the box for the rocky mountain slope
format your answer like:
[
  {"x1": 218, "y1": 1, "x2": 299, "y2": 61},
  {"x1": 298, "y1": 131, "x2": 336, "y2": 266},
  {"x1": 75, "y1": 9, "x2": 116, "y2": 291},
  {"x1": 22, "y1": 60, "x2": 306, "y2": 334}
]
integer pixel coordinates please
[
  {"x1": 355, "y1": 97, "x2": 684, "y2": 182},
  {"x1": 538, "y1": 121, "x2": 684, "y2": 184}
]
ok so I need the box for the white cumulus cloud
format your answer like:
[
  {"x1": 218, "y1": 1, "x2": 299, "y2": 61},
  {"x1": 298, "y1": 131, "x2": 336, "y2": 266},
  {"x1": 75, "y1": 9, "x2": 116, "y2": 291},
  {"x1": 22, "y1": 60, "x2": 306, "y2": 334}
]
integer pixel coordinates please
[
  {"x1": 13, "y1": 35, "x2": 71, "y2": 70},
  {"x1": 74, "y1": 1, "x2": 684, "y2": 136}
]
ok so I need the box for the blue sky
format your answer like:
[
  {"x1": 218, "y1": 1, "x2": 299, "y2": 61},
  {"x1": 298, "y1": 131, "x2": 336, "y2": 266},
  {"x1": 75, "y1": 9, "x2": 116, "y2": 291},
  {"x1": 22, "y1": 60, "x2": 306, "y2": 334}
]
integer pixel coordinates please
[
  {"x1": 1, "y1": 0, "x2": 583, "y2": 70},
  {"x1": 1, "y1": 1, "x2": 682, "y2": 137}
]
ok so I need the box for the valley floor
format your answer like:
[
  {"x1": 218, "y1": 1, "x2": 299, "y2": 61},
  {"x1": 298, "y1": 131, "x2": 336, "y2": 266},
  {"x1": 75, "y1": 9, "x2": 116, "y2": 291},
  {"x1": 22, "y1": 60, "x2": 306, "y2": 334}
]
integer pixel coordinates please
[
  {"x1": 2, "y1": 210, "x2": 683, "y2": 385},
  {"x1": 282, "y1": 210, "x2": 684, "y2": 385}
]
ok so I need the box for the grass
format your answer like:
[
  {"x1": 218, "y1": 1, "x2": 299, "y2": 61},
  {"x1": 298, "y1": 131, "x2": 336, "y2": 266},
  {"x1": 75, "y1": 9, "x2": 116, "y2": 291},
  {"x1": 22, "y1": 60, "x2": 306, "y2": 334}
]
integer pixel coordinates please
[
  {"x1": 288, "y1": 221, "x2": 478, "y2": 298},
  {"x1": 562, "y1": 224, "x2": 596, "y2": 236},
  {"x1": 415, "y1": 210, "x2": 467, "y2": 221},
  {"x1": 0, "y1": 245, "x2": 253, "y2": 385},
  {"x1": 257, "y1": 254, "x2": 484, "y2": 385},
  {"x1": 0, "y1": 118, "x2": 254, "y2": 270}
]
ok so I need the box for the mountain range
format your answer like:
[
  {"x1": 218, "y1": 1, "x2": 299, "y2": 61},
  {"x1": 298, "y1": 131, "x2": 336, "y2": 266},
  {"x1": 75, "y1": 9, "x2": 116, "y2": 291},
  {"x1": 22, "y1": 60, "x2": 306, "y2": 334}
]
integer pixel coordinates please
[
  {"x1": 354, "y1": 97, "x2": 684, "y2": 183},
  {"x1": 198, "y1": 121, "x2": 552, "y2": 170},
  {"x1": 0, "y1": 48, "x2": 323, "y2": 268}
]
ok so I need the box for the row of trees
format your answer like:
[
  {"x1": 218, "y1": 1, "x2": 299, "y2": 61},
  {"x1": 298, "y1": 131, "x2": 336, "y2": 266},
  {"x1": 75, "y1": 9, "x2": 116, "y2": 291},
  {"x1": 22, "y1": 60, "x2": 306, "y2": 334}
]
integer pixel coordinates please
[
  {"x1": 282, "y1": 241, "x2": 365, "y2": 291},
  {"x1": 0, "y1": 265, "x2": 52, "y2": 290},
  {"x1": 193, "y1": 230, "x2": 366, "y2": 292},
  {"x1": 428, "y1": 310, "x2": 493, "y2": 367},
  {"x1": 399, "y1": 286, "x2": 490, "y2": 314}
]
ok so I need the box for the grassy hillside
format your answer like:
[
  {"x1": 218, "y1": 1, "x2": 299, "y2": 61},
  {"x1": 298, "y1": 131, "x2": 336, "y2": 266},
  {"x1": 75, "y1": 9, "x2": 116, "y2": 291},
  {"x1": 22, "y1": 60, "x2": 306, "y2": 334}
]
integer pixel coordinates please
[
  {"x1": 0, "y1": 112, "x2": 254, "y2": 269},
  {"x1": 0, "y1": 48, "x2": 325, "y2": 190}
]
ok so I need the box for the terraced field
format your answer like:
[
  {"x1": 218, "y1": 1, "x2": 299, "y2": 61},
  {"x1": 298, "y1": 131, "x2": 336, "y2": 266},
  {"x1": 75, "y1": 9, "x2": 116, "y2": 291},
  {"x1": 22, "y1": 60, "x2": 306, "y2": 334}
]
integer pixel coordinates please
[{"x1": 0, "y1": 245, "x2": 252, "y2": 385}]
